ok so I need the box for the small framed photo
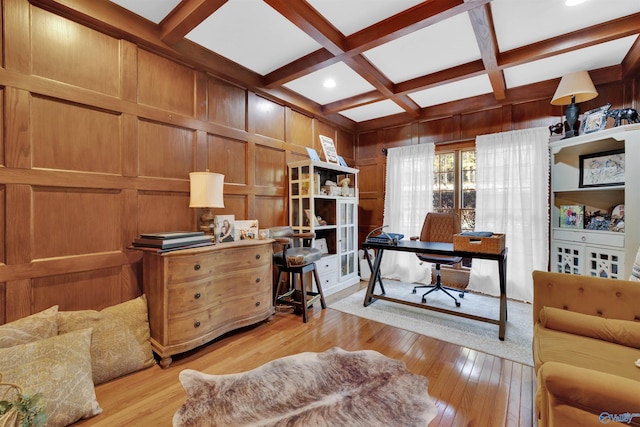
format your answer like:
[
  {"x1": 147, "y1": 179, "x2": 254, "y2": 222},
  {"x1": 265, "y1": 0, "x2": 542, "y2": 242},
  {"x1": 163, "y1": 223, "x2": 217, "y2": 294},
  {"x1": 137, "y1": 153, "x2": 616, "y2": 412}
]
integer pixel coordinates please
[
  {"x1": 216, "y1": 215, "x2": 235, "y2": 243},
  {"x1": 337, "y1": 156, "x2": 348, "y2": 167},
  {"x1": 319, "y1": 135, "x2": 340, "y2": 164},
  {"x1": 235, "y1": 220, "x2": 259, "y2": 240},
  {"x1": 306, "y1": 147, "x2": 320, "y2": 161},
  {"x1": 579, "y1": 149, "x2": 624, "y2": 188},
  {"x1": 580, "y1": 103, "x2": 610, "y2": 135},
  {"x1": 560, "y1": 205, "x2": 584, "y2": 229}
]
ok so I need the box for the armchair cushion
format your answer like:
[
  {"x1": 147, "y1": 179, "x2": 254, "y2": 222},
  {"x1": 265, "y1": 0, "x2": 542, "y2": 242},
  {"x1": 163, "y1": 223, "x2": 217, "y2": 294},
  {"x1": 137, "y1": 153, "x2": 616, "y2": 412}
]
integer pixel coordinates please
[
  {"x1": 537, "y1": 361, "x2": 640, "y2": 427},
  {"x1": 539, "y1": 306, "x2": 640, "y2": 349},
  {"x1": 533, "y1": 324, "x2": 640, "y2": 380},
  {"x1": 274, "y1": 247, "x2": 322, "y2": 266}
]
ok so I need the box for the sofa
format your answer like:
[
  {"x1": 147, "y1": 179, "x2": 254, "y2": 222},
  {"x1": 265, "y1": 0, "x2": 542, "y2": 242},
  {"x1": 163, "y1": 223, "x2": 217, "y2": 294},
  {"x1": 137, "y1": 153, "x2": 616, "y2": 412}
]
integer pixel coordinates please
[{"x1": 532, "y1": 270, "x2": 640, "y2": 427}]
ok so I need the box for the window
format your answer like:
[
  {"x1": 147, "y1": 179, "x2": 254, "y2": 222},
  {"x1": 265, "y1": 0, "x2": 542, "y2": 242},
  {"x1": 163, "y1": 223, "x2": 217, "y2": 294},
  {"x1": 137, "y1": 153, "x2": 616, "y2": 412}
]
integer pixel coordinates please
[{"x1": 432, "y1": 147, "x2": 476, "y2": 231}]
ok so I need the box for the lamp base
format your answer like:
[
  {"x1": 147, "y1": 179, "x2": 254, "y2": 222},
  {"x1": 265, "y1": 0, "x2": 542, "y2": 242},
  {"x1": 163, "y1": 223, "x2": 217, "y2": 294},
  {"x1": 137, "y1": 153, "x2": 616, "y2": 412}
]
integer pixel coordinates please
[
  {"x1": 199, "y1": 209, "x2": 218, "y2": 243},
  {"x1": 563, "y1": 100, "x2": 580, "y2": 139}
]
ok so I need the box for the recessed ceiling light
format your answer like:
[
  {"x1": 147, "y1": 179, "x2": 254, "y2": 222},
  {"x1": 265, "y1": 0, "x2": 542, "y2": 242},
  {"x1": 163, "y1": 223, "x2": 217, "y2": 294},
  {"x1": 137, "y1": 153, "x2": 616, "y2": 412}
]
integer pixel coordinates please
[
  {"x1": 565, "y1": 0, "x2": 588, "y2": 6},
  {"x1": 323, "y1": 78, "x2": 336, "y2": 88}
]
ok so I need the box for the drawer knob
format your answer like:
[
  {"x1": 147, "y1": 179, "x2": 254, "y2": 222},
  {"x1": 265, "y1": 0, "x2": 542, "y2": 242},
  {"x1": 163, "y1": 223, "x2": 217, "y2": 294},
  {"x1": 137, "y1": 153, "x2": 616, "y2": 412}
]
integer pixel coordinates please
[
  {"x1": 255, "y1": 278, "x2": 261, "y2": 283},
  {"x1": 255, "y1": 301, "x2": 261, "y2": 307},
  {"x1": 581, "y1": 236, "x2": 586, "y2": 242},
  {"x1": 194, "y1": 321, "x2": 201, "y2": 328},
  {"x1": 255, "y1": 254, "x2": 261, "y2": 260},
  {"x1": 194, "y1": 263, "x2": 201, "y2": 271},
  {"x1": 194, "y1": 292, "x2": 201, "y2": 299}
]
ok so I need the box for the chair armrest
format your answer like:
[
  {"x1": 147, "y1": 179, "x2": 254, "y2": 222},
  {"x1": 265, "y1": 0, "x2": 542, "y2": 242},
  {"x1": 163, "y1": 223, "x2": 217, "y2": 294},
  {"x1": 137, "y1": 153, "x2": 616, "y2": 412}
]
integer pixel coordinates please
[
  {"x1": 537, "y1": 361, "x2": 640, "y2": 426},
  {"x1": 292, "y1": 232, "x2": 315, "y2": 239},
  {"x1": 273, "y1": 237, "x2": 291, "y2": 245}
]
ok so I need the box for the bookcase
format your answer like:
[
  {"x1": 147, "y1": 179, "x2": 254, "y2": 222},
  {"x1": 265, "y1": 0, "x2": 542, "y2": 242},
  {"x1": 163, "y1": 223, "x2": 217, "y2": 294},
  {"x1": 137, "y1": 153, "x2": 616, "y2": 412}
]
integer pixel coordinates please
[
  {"x1": 288, "y1": 160, "x2": 360, "y2": 295},
  {"x1": 549, "y1": 124, "x2": 640, "y2": 278}
]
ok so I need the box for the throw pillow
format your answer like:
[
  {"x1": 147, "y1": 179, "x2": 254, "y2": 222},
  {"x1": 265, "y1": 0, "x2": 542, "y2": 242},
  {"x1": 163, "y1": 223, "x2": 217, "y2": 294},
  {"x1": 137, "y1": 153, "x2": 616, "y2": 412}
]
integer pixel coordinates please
[
  {"x1": 0, "y1": 328, "x2": 102, "y2": 427},
  {"x1": 57, "y1": 295, "x2": 155, "y2": 384},
  {"x1": 540, "y1": 306, "x2": 640, "y2": 349},
  {"x1": 0, "y1": 305, "x2": 58, "y2": 348}
]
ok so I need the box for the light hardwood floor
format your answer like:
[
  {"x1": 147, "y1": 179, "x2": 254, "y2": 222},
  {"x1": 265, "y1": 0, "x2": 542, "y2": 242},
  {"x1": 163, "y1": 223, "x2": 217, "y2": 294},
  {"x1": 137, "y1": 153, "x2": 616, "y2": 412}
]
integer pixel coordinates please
[{"x1": 76, "y1": 286, "x2": 535, "y2": 427}]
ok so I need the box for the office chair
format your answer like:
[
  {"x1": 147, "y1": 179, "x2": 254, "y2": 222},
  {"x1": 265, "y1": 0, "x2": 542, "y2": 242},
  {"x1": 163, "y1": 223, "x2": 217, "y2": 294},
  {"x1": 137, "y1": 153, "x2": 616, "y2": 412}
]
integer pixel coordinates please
[
  {"x1": 270, "y1": 226, "x2": 326, "y2": 323},
  {"x1": 411, "y1": 212, "x2": 465, "y2": 307}
]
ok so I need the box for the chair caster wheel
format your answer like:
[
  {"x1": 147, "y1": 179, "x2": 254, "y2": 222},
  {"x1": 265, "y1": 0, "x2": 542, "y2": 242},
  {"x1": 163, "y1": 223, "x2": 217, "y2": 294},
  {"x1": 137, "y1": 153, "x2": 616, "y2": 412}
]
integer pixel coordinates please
[
  {"x1": 412, "y1": 289, "x2": 416, "y2": 294},
  {"x1": 459, "y1": 293, "x2": 465, "y2": 298},
  {"x1": 455, "y1": 302, "x2": 461, "y2": 307}
]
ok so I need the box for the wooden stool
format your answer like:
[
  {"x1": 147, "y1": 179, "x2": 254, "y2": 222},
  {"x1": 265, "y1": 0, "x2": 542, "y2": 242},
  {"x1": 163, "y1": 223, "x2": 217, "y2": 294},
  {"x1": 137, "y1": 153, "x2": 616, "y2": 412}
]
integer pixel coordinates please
[
  {"x1": 270, "y1": 226, "x2": 326, "y2": 323},
  {"x1": 274, "y1": 260, "x2": 326, "y2": 323}
]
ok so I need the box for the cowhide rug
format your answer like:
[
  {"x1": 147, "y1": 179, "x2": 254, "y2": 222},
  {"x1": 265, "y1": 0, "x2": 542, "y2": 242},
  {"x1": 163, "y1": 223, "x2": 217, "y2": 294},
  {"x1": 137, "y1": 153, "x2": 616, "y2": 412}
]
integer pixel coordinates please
[{"x1": 173, "y1": 347, "x2": 437, "y2": 427}]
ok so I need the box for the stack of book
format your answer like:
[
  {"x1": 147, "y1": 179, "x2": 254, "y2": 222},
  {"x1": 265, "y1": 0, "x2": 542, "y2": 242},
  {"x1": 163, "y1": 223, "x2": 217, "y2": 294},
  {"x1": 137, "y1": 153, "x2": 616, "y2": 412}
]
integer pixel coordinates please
[{"x1": 132, "y1": 231, "x2": 213, "y2": 251}]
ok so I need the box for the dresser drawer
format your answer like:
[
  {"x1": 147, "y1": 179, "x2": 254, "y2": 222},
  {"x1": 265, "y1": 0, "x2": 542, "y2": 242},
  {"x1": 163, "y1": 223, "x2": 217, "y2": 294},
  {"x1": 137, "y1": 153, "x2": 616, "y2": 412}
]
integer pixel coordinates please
[
  {"x1": 167, "y1": 291, "x2": 272, "y2": 345},
  {"x1": 167, "y1": 253, "x2": 216, "y2": 284},
  {"x1": 167, "y1": 276, "x2": 214, "y2": 318},
  {"x1": 210, "y1": 245, "x2": 272, "y2": 274},
  {"x1": 553, "y1": 229, "x2": 624, "y2": 248},
  {"x1": 216, "y1": 264, "x2": 272, "y2": 299}
]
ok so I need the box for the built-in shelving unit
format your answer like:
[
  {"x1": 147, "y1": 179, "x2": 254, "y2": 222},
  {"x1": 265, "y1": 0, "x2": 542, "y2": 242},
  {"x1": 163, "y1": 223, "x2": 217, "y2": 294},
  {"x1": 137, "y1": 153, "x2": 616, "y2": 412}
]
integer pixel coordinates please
[
  {"x1": 549, "y1": 123, "x2": 640, "y2": 278},
  {"x1": 288, "y1": 160, "x2": 360, "y2": 295}
]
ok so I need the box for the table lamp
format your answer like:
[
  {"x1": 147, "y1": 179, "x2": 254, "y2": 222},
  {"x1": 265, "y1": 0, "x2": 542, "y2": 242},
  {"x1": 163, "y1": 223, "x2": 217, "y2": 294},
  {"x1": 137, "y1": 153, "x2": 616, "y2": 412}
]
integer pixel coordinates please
[
  {"x1": 189, "y1": 171, "x2": 225, "y2": 240},
  {"x1": 551, "y1": 71, "x2": 598, "y2": 138}
]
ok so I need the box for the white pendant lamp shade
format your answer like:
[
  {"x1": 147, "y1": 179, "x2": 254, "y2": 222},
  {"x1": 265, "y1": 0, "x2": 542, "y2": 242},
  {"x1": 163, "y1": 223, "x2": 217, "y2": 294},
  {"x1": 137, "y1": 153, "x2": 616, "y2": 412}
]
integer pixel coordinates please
[
  {"x1": 551, "y1": 71, "x2": 598, "y2": 105},
  {"x1": 189, "y1": 172, "x2": 225, "y2": 208}
]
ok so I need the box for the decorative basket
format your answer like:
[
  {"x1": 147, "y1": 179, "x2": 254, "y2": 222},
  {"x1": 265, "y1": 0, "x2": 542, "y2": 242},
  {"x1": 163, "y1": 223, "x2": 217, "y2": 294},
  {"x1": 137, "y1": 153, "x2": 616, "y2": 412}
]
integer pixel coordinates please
[{"x1": 453, "y1": 233, "x2": 505, "y2": 254}]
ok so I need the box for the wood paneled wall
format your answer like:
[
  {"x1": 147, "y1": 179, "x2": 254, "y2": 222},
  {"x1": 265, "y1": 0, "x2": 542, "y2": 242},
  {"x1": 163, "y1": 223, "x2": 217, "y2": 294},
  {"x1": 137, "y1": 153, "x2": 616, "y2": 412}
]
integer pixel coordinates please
[
  {"x1": 355, "y1": 80, "x2": 640, "y2": 244},
  {"x1": 0, "y1": 0, "x2": 354, "y2": 323}
]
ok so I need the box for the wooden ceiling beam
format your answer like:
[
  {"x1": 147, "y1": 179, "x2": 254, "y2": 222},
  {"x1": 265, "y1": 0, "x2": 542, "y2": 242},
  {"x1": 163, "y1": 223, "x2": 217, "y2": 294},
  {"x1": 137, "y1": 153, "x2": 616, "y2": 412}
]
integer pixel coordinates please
[
  {"x1": 263, "y1": 0, "x2": 492, "y2": 88},
  {"x1": 499, "y1": 13, "x2": 640, "y2": 67},
  {"x1": 264, "y1": 0, "x2": 345, "y2": 55},
  {"x1": 159, "y1": 0, "x2": 228, "y2": 45},
  {"x1": 621, "y1": 36, "x2": 640, "y2": 80},
  {"x1": 467, "y1": 2, "x2": 505, "y2": 100}
]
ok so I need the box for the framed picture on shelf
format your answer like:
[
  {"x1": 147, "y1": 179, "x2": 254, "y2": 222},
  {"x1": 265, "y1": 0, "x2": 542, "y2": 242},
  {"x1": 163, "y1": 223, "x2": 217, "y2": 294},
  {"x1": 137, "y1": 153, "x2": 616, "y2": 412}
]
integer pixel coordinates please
[
  {"x1": 216, "y1": 215, "x2": 235, "y2": 243},
  {"x1": 319, "y1": 135, "x2": 340, "y2": 164},
  {"x1": 559, "y1": 205, "x2": 584, "y2": 229},
  {"x1": 580, "y1": 103, "x2": 610, "y2": 135},
  {"x1": 579, "y1": 149, "x2": 624, "y2": 188}
]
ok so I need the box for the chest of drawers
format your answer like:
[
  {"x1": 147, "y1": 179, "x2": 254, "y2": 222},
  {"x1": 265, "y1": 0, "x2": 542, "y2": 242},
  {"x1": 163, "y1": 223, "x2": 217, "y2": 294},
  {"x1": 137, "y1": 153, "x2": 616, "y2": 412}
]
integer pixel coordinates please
[{"x1": 142, "y1": 240, "x2": 274, "y2": 367}]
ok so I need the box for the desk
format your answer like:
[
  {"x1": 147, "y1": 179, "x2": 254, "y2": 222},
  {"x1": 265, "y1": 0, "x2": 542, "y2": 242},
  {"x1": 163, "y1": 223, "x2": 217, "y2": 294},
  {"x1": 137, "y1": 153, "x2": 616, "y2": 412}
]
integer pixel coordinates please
[{"x1": 362, "y1": 240, "x2": 509, "y2": 340}]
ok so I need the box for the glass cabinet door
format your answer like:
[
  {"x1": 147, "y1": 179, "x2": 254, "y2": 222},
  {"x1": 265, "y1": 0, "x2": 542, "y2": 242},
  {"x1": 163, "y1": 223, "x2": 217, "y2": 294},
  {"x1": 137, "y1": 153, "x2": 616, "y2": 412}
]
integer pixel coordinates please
[{"x1": 338, "y1": 200, "x2": 357, "y2": 279}]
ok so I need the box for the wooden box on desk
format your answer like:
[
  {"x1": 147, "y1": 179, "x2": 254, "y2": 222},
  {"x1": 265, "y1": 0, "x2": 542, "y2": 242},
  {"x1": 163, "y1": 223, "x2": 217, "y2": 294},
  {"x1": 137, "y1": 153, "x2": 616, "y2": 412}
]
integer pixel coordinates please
[{"x1": 453, "y1": 233, "x2": 505, "y2": 254}]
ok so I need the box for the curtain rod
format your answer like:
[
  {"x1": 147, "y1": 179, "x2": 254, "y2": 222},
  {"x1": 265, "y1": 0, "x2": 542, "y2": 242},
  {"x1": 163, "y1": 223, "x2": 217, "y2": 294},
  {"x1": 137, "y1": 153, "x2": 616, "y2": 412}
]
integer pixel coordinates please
[{"x1": 381, "y1": 138, "x2": 475, "y2": 155}]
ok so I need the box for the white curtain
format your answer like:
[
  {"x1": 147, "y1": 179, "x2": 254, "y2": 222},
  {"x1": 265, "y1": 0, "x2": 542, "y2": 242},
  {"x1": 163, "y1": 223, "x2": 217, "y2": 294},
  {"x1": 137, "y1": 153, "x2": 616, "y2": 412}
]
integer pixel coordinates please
[
  {"x1": 469, "y1": 127, "x2": 550, "y2": 303},
  {"x1": 380, "y1": 143, "x2": 435, "y2": 283}
]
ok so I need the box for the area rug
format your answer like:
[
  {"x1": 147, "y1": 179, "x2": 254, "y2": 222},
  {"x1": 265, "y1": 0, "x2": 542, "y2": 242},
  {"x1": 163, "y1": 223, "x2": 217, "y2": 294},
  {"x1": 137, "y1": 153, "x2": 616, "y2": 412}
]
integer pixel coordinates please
[
  {"x1": 330, "y1": 280, "x2": 533, "y2": 366},
  {"x1": 173, "y1": 347, "x2": 437, "y2": 427}
]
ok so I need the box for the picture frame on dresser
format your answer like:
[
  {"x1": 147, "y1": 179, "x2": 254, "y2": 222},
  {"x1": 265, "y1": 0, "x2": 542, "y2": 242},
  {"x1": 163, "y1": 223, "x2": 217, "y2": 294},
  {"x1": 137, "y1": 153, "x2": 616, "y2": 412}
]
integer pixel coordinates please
[{"x1": 579, "y1": 149, "x2": 624, "y2": 188}]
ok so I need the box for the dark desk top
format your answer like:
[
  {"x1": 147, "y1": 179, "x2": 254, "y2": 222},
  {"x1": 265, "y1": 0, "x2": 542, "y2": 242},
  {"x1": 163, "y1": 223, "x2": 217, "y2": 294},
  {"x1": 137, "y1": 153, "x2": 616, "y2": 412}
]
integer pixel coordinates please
[{"x1": 362, "y1": 239, "x2": 507, "y2": 261}]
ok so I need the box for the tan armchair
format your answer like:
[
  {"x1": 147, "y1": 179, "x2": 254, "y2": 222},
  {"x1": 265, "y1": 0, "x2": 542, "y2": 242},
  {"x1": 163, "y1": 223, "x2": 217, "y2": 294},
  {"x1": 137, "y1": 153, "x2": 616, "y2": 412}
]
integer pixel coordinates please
[{"x1": 532, "y1": 270, "x2": 640, "y2": 426}]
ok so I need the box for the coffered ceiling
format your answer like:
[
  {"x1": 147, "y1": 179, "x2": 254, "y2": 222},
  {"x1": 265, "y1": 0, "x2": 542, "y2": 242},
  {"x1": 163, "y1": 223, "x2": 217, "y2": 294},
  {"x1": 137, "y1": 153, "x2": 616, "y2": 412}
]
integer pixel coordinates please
[{"x1": 59, "y1": 0, "x2": 640, "y2": 127}]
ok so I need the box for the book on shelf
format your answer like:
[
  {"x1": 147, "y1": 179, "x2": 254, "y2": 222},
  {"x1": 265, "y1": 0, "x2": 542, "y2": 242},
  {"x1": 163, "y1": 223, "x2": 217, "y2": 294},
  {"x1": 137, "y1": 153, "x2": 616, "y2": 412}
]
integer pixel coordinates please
[
  {"x1": 138, "y1": 231, "x2": 205, "y2": 240},
  {"x1": 133, "y1": 234, "x2": 212, "y2": 249}
]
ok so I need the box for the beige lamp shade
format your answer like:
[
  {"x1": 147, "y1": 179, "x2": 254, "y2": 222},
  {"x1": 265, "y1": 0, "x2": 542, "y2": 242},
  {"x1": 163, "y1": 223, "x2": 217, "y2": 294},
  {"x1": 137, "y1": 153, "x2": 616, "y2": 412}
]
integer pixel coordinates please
[
  {"x1": 551, "y1": 71, "x2": 598, "y2": 105},
  {"x1": 189, "y1": 172, "x2": 225, "y2": 208}
]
